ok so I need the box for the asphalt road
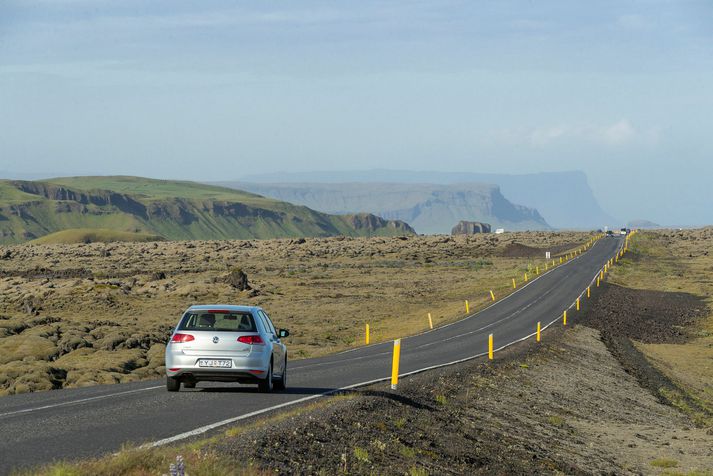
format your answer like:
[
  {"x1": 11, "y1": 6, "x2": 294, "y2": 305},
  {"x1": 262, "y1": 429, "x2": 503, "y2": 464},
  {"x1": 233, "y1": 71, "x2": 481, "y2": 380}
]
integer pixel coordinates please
[{"x1": 0, "y1": 236, "x2": 623, "y2": 474}]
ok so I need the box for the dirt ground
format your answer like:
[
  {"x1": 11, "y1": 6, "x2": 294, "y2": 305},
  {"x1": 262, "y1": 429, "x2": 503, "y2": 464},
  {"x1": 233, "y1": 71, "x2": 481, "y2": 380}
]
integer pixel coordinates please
[{"x1": 200, "y1": 285, "x2": 713, "y2": 475}]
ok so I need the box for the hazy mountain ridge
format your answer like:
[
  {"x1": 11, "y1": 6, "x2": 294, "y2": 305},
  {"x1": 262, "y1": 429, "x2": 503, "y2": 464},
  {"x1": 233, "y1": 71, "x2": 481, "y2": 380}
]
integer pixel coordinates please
[
  {"x1": 240, "y1": 169, "x2": 617, "y2": 230},
  {"x1": 220, "y1": 182, "x2": 551, "y2": 234},
  {"x1": 0, "y1": 177, "x2": 414, "y2": 244}
]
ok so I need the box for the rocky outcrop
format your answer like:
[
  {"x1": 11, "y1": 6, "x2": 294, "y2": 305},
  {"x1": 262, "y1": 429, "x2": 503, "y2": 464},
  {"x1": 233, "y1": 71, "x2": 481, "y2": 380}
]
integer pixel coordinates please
[
  {"x1": 345, "y1": 213, "x2": 416, "y2": 235},
  {"x1": 451, "y1": 221, "x2": 491, "y2": 235},
  {"x1": 225, "y1": 269, "x2": 250, "y2": 291}
]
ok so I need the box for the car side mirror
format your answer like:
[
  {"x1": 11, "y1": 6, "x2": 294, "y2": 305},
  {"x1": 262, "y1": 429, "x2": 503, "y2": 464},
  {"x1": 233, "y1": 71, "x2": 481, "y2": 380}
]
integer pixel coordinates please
[{"x1": 278, "y1": 329, "x2": 290, "y2": 338}]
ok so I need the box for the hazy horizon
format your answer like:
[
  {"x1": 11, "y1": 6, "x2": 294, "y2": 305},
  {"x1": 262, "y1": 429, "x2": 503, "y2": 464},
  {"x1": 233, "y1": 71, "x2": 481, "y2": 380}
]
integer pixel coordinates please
[{"x1": 2, "y1": 1, "x2": 712, "y2": 226}]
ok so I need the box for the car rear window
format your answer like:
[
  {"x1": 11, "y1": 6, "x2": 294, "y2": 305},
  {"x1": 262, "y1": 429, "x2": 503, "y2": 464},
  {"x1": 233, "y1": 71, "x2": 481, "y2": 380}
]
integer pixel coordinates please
[{"x1": 178, "y1": 311, "x2": 257, "y2": 332}]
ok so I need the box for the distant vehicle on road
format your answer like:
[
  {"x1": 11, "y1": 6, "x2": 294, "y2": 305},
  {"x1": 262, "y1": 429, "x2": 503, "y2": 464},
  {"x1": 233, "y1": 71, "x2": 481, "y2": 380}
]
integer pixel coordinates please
[
  {"x1": 620, "y1": 228, "x2": 627, "y2": 235},
  {"x1": 606, "y1": 230, "x2": 614, "y2": 237},
  {"x1": 165, "y1": 305, "x2": 289, "y2": 392}
]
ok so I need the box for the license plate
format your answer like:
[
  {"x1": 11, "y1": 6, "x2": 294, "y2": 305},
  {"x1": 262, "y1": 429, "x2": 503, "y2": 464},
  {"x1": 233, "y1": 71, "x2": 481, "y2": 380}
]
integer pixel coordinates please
[{"x1": 198, "y1": 359, "x2": 232, "y2": 368}]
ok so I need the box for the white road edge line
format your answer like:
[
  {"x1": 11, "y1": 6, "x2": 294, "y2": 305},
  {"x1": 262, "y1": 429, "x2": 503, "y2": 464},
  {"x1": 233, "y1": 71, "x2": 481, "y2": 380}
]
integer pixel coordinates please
[
  {"x1": 147, "y1": 239, "x2": 615, "y2": 449},
  {"x1": 0, "y1": 386, "x2": 163, "y2": 418}
]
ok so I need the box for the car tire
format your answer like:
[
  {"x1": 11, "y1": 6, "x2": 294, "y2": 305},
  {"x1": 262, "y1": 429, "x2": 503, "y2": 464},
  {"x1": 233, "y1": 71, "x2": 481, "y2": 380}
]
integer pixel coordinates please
[
  {"x1": 274, "y1": 358, "x2": 287, "y2": 391},
  {"x1": 167, "y1": 376, "x2": 180, "y2": 392},
  {"x1": 258, "y1": 362, "x2": 273, "y2": 393}
]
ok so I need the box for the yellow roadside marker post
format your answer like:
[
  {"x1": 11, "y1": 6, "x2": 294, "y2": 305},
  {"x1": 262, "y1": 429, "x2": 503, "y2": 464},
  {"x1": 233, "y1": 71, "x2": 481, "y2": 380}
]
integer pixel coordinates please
[
  {"x1": 512, "y1": 278, "x2": 516, "y2": 289},
  {"x1": 524, "y1": 273, "x2": 528, "y2": 282},
  {"x1": 560, "y1": 256, "x2": 563, "y2": 264},
  {"x1": 391, "y1": 339, "x2": 401, "y2": 390},
  {"x1": 365, "y1": 324, "x2": 370, "y2": 345},
  {"x1": 536, "y1": 266, "x2": 539, "y2": 275},
  {"x1": 545, "y1": 262, "x2": 548, "y2": 271},
  {"x1": 587, "y1": 286, "x2": 591, "y2": 298},
  {"x1": 490, "y1": 290, "x2": 495, "y2": 301},
  {"x1": 563, "y1": 310, "x2": 567, "y2": 326},
  {"x1": 597, "y1": 277, "x2": 600, "y2": 287},
  {"x1": 577, "y1": 297, "x2": 580, "y2": 311},
  {"x1": 536, "y1": 321, "x2": 541, "y2": 342},
  {"x1": 552, "y1": 259, "x2": 555, "y2": 267},
  {"x1": 600, "y1": 270, "x2": 604, "y2": 280},
  {"x1": 428, "y1": 313, "x2": 433, "y2": 330},
  {"x1": 465, "y1": 300, "x2": 470, "y2": 314},
  {"x1": 488, "y1": 334, "x2": 494, "y2": 360}
]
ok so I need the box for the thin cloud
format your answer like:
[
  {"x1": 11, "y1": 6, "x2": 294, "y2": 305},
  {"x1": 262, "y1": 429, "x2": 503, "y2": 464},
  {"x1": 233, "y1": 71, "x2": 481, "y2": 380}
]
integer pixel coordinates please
[{"x1": 489, "y1": 119, "x2": 659, "y2": 148}]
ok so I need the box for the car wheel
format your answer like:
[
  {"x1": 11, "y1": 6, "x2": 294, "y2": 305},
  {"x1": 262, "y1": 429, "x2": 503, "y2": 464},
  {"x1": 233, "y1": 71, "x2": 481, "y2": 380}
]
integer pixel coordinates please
[
  {"x1": 258, "y1": 362, "x2": 273, "y2": 393},
  {"x1": 274, "y1": 358, "x2": 287, "y2": 391},
  {"x1": 166, "y1": 376, "x2": 180, "y2": 392},
  {"x1": 183, "y1": 381, "x2": 196, "y2": 389}
]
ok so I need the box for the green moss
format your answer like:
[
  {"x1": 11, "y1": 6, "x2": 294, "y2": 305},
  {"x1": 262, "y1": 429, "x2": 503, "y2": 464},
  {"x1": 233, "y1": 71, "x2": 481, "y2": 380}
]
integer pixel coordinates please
[
  {"x1": 650, "y1": 458, "x2": 679, "y2": 468},
  {"x1": 353, "y1": 446, "x2": 370, "y2": 463}
]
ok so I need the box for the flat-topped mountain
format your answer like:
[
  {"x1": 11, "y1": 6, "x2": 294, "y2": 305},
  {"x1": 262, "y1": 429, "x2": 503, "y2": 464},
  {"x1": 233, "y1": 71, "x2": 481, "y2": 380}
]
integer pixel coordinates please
[
  {"x1": 626, "y1": 219, "x2": 660, "y2": 229},
  {"x1": 0, "y1": 176, "x2": 414, "y2": 244},
  {"x1": 219, "y1": 182, "x2": 550, "y2": 234}
]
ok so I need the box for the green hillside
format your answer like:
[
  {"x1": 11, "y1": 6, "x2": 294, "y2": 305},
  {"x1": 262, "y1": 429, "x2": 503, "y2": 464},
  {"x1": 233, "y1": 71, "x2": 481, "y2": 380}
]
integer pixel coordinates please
[{"x1": 0, "y1": 177, "x2": 415, "y2": 244}]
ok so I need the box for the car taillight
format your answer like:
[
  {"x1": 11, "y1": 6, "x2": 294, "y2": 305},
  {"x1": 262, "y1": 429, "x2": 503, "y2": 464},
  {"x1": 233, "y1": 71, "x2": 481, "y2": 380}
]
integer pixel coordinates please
[
  {"x1": 171, "y1": 333, "x2": 195, "y2": 343},
  {"x1": 238, "y1": 335, "x2": 265, "y2": 345}
]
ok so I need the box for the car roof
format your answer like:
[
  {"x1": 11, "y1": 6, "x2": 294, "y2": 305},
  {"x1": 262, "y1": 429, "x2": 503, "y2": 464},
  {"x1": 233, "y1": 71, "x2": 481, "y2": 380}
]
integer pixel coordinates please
[{"x1": 187, "y1": 304, "x2": 260, "y2": 313}]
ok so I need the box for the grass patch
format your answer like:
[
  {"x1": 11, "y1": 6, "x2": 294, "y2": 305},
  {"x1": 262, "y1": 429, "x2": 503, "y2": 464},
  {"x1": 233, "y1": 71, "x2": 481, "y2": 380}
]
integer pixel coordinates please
[
  {"x1": 651, "y1": 458, "x2": 679, "y2": 468},
  {"x1": 547, "y1": 415, "x2": 566, "y2": 427},
  {"x1": 353, "y1": 446, "x2": 370, "y2": 463},
  {"x1": 398, "y1": 444, "x2": 417, "y2": 459}
]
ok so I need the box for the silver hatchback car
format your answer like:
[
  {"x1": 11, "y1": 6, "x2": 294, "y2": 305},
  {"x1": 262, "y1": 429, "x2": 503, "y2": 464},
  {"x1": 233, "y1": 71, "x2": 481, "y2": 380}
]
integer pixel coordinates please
[{"x1": 165, "y1": 305, "x2": 289, "y2": 392}]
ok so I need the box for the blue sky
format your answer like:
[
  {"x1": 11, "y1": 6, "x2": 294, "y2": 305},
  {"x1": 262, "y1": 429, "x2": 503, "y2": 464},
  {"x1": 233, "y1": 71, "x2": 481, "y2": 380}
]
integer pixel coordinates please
[{"x1": 1, "y1": 0, "x2": 712, "y2": 225}]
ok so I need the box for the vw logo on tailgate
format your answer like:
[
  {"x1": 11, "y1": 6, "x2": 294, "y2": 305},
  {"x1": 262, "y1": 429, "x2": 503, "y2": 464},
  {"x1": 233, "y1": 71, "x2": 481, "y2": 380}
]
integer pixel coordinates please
[{"x1": 212, "y1": 336, "x2": 219, "y2": 344}]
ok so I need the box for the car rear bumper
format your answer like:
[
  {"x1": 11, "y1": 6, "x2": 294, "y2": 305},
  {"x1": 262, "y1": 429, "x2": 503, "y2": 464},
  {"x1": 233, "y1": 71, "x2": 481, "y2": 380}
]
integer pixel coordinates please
[{"x1": 165, "y1": 352, "x2": 270, "y2": 380}]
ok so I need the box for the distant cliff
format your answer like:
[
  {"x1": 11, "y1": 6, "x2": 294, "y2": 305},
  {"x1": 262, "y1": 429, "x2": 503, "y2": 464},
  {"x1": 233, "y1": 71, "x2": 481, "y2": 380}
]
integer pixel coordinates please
[
  {"x1": 238, "y1": 170, "x2": 616, "y2": 230},
  {"x1": 221, "y1": 182, "x2": 551, "y2": 234}
]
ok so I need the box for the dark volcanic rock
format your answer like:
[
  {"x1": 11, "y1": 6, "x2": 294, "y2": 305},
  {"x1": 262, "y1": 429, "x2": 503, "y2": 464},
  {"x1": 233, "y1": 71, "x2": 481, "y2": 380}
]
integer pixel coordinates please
[
  {"x1": 225, "y1": 268, "x2": 251, "y2": 291},
  {"x1": 451, "y1": 220, "x2": 491, "y2": 235},
  {"x1": 149, "y1": 271, "x2": 166, "y2": 281}
]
